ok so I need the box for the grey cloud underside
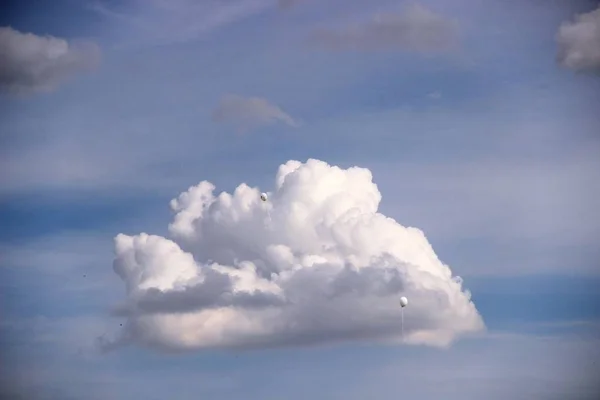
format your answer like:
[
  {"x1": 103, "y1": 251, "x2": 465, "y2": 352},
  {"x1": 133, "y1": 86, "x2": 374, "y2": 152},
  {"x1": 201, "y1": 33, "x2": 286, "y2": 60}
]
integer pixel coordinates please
[
  {"x1": 311, "y1": 4, "x2": 458, "y2": 53},
  {"x1": 102, "y1": 160, "x2": 484, "y2": 353},
  {"x1": 113, "y1": 269, "x2": 287, "y2": 315},
  {"x1": 113, "y1": 260, "x2": 407, "y2": 316},
  {"x1": 0, "y1": 27, "x2": 100, "y2": 94},
  {"x1": 556, "y1": 6, "x2": 600, "y2": 73},
  {"x1": 103, "y1": 254, "x2": 472, "y2": 353},
  {"x1": 283, "y1": 262, "x2": 408, "y2": 303}
]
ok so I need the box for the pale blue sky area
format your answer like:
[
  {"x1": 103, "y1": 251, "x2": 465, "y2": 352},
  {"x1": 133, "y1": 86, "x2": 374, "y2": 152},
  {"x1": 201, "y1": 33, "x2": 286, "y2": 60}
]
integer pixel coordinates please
[{"x1": 1, "y1": 0, "x2": 599, "y2": 399}]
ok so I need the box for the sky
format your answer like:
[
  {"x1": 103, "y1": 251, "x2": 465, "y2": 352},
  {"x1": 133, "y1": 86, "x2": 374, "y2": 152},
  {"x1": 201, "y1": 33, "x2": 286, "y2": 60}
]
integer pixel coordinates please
[{"x1": 1, "y1": 0, "x2": 600, "y2": 399}]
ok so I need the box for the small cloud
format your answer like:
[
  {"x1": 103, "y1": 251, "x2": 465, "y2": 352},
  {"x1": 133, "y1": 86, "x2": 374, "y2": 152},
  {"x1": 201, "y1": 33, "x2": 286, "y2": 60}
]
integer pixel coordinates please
[
  {"x1": 310, "y1": 4, "x2": 459, "y2": 54},
  {"x1": 427, "y1": 91, "x2": 442, "y2": 100},
  {"x1": 556, "y1": 6, "x2": 600, "y2": 74},
  {"x1": 0, "y1": 26, "x2": 101, "y2": 95},
  {"x1": 211, "y1": 94, "x2": 299, "y2": 132}
]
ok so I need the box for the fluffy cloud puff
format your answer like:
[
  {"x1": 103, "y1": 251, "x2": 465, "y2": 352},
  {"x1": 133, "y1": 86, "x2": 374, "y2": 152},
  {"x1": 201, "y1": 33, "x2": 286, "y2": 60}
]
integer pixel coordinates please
[
  {"x1": 0, "y1": 26, "x2": 100, "y2": 94},
  {"x1": 102, "y1": 159, "x2": 484, "y2": 353},
  {"x1": 311, "y1": 4, "x2": 458, "y2": 53},
  {"x1": 556, "y1": 6, "x2": 600, "y2": 73}
]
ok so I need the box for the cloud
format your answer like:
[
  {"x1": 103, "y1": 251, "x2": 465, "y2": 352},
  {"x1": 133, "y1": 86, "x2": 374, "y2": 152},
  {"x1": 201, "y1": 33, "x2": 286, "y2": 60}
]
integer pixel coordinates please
[
  {"x1": 556, "y1": 6, "x2": 600, "y2": 73},
  {"x1": 0, "y1": 26, "x2": 100, "y2": 95},
  {"x1": 90, "y1": 0, "x2": 273, "y2": 46},
  {"x1": 1, "y1": 233, "x2": 109, "y2": 272},
  {"x1": 6, "y1": 321, "x2": 600, "y2": 399},
  {"x1": 1, "y1": 315, "x2": 111, "y2": 352},
  {"x1": 355, "y1": 334, "x2": 600, "y2": 400},
  {"x1": 212, "y1": 94, "x2": 299, "y2": 132},
  {"x1": 100, "y1": 159, "x2": 484, "y2": 353},
  {"x1": 277, "y1": 0, "x2": 302, "y2": 10},
  {"x1": 311, "y1": 4, "x2": 458, "y2": 53}
]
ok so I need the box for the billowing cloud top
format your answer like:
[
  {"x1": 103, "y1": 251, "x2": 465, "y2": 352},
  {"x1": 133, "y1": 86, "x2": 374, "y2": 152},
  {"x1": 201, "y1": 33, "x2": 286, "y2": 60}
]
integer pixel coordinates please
[
  {"x1": 0, "y1": 26, "x2": 100, "y2": 95},
  {"x1": 212, "y1": 94, "x2": 299, "y2": 132},
  {"x1": 311, "y1": 4, "x2": 458, "y2": 53},
  {"x1": 556, "y1": 6, "x2": 600, "y2": 73},
  {"x1": 103, "y1": 159, "x2": 484, "y2": 353}
]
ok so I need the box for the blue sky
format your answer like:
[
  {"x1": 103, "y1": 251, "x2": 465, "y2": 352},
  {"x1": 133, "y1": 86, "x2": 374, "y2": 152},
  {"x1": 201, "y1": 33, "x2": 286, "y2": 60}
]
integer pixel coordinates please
[{"x1": 1, "y1": 0, "x2": 600, "y2": 399}]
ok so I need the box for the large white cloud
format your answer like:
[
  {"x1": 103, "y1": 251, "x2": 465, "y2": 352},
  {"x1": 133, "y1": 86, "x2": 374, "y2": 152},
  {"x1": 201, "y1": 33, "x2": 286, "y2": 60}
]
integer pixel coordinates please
[
  {"x1": 102, "y1": 159, "x2": 484, "y2": 352},
  {"x1": 556, "y1": 6, "x2": 600, "y2": 73},
  {"x1": 0, "y1": 26, "x2": 100, "y2": 94}
]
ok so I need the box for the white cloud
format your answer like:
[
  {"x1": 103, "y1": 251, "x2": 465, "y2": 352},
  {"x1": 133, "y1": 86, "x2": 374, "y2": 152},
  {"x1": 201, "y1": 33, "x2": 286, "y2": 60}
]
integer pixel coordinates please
[
  {"x1": 311, "y1": 4, "x2": 458, "y2": 53},
  {"x1": 556, "y1": 6, "x2": 600, "y2": 73},
  {"x1": 0, "y1": 26, "x2": 100, "y2": 94},
  {"x1": 212, "y1": 94, "x2": 299, "y2": 132},
  {"x1": 101, "y1": 159, "x2": 484, "y2": 353}
]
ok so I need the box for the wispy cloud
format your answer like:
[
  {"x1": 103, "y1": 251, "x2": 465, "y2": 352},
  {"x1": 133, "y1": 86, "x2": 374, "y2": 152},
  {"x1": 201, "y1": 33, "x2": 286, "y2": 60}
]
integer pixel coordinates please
[
  {"x1": 1, "y1": 232, "x2": 110, "y2": 273},
  {"x1": 277, "y1": 0, "x2": 303, "y2": 10},
  {"x1": 311, "y1": 4, "x2": 459, "y2": 54},
  {"x1": 0, "y1": 26, "x2": 100, "y2": 95},
  {"x1": 212, "y1": 94, "x2": 299, "y2": 133},
  {"x1": 89, "y1": 0, "x2": 274, "y2": 46},
  {"x1": 3, "y1": 317, "x2": 600, "y2": 399},
  {"x1": 2, "y1": 1, "x2": 600, "y2": 398},
  {"x1": 358, "y1": 334, "x2": 600, "y2": 400}
]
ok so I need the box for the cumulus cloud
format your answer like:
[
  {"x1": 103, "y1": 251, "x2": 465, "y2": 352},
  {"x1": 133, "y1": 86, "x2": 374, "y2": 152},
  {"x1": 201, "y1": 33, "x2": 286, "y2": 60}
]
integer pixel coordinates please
[
  {"x1": 0, "y1": 26, "x2": 101, "y2": 94},
  {"x1": 101, "y1": 159, "x2": 484, "y2": 353},
  {"x1": 212, "y1": 94, "x2": 299, "y2": 132},
  {"x1": 556, "y1": 6, "x2": 600, "y2": 73},
  {"x1": 311, "y1": 4, "x2": 458, "y2": 53}
]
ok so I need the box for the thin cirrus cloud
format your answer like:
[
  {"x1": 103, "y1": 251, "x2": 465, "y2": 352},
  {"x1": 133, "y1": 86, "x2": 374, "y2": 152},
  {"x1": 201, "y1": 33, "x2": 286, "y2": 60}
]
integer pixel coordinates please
[
  {"x1": 0, "y1": 26, "x2": 101, "y2": 95},
  {"x1": 89, "y1": 0, "x2": 274, "y2": 46},
  {"x1": 310, "y1": 3, "x2": 459, "y2": 53},
  {"x1": 212, "y1": 94, "x2": 300, "y2": 132},
  {"x1": 556, "y1": 5, "x2": 600, "y2": 74},
  {"x1": 97, "y1": 159, "x2": 484, "y2": 353}
]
